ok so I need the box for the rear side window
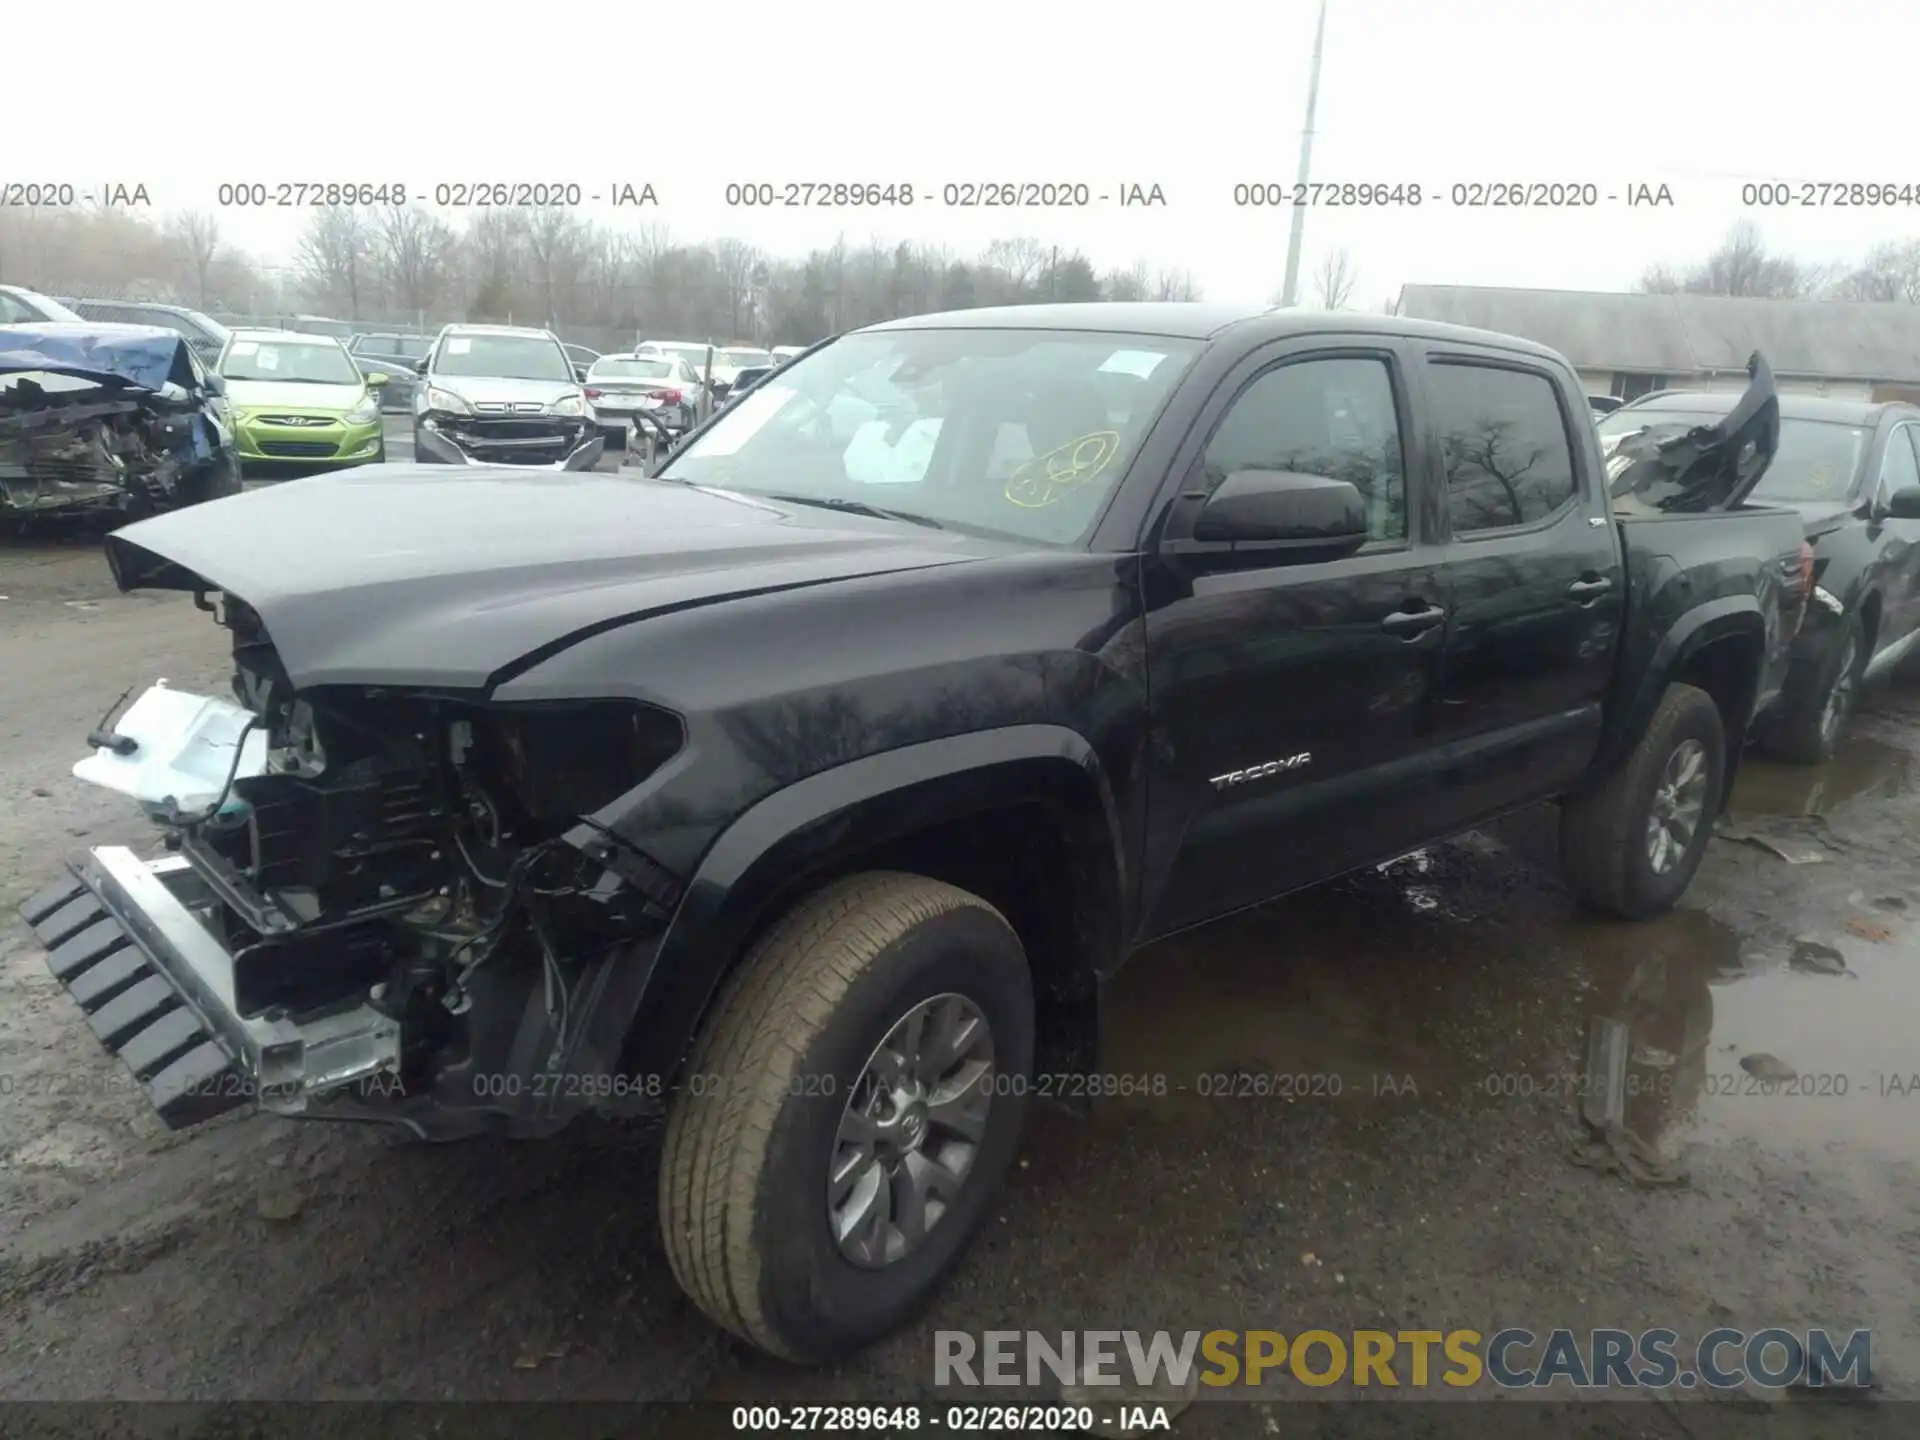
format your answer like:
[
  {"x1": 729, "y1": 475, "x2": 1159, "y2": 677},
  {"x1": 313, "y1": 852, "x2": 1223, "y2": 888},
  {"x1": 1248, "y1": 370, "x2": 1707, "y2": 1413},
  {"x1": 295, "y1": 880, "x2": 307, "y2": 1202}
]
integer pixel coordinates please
[
  {"x1": 1429, "y1": 362, "x2": 1579, "y2": 535},
  {"x1": 1199, "y1": 355, "x2": 1408, "y2": 542}
]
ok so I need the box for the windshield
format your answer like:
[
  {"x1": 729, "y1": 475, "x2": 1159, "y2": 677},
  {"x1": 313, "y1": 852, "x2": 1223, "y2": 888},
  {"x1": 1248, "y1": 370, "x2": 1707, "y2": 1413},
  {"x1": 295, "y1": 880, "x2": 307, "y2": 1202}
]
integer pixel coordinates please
[
  {"x1": 591, "y1": 357, "x2": 678, "y2": 379},
  {"x1": 1598, "y1": 409, "x2": 1869, "y2": 503},
  {"x1": 659, "y1": 328, "x2": 1202, "y2": 545},
  {"x1": 221, "y1": 338, "x2": 360, "y2": 385},
  {"x1": 722, "y1": 348, "x2": 773, "y2": 368},
  {"x1": 432, "y1": 334, "x2": 575, "y2": 382}
]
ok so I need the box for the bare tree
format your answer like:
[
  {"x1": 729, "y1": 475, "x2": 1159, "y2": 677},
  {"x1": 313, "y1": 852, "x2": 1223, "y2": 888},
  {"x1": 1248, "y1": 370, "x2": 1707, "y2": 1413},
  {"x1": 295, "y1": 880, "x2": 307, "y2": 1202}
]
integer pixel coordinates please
[
  {"x1": 1443, "y1": 421, "x2": 1546, "y2": 529},
  {"x1": 164, "y1": 210, "x2": 222, "y2": 307},
  {"x1": 1102, "y1": 260, "x2": 1152, "y2": 302},
  {"x1": 1636, "y1": 220, "x2": 1826, "y2": 299},
  {"x1": 293, "y1": 208, "x2": 372, "y2": 318},
  {"x1": 1310, "y1": 247, "x2": 1359, "y2": 309},
  {"x1": 1378, "y1": 291, "x2": 1403, "y2": 316},
  {"x1": 19, "y1": 201, "x2": 1247, "y2": 344},
  {"x1": 712, "y1": 237, "x2": 762, "y2": 338},
  {"x1": 373, "y1": 207, "x2": 456, "y2": 318},
  {"x1": 1151, "y1": 267, "x2": 1202, "y2": 301},
  {"x1": 1830, "y1": 239, "x2": 1920, "y2": 304},
  {"x1": 982, "y1": 237, "x2": 1050, "y2": 291},
  {"x1": 524, "y1": 207, "x2": 592, "y2": 327}
]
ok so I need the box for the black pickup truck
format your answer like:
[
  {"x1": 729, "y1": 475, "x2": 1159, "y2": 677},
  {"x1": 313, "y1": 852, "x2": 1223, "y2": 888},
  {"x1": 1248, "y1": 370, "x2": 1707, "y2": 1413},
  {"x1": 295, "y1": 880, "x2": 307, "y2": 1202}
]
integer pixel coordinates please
[{"x1": 19, "y1": 304, "x2": 1808, "y2": 1364}]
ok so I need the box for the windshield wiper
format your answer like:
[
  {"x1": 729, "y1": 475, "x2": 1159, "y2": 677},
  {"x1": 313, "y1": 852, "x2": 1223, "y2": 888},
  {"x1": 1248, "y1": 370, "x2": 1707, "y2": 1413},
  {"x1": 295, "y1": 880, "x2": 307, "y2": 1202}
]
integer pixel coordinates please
[{"x1": 758, "y1": 492, "x2": 945, "y2": 529}]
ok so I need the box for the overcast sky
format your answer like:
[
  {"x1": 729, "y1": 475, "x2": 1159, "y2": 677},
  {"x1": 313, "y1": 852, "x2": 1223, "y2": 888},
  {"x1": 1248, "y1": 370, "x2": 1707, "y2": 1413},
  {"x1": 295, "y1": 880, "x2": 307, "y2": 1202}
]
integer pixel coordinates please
[{"x1": 15, "y1": 0, "x2": 1917, "y2": 308}]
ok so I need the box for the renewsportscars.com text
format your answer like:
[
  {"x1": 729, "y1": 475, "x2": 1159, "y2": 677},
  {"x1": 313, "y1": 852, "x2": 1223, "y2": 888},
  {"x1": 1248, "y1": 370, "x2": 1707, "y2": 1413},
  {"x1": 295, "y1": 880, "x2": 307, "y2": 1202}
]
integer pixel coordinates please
[{"x1": 934, "y1": 1327, "x2": 1873, "y2": 1391}]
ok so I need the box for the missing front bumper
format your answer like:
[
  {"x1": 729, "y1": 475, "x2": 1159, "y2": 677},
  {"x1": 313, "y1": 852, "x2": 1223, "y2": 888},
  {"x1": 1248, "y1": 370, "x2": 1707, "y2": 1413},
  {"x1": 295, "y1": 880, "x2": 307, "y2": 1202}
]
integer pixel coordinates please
[{"x1": 18, "y1": 847, "x2": 401, "y2": 1130}]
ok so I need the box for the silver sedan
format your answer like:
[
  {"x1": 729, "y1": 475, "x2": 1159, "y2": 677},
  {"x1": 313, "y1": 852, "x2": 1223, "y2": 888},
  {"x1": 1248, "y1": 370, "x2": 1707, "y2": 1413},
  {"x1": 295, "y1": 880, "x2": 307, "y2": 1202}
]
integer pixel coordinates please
[{"x1": 584, "y1": 353, "x2": 706, "y2": 443}]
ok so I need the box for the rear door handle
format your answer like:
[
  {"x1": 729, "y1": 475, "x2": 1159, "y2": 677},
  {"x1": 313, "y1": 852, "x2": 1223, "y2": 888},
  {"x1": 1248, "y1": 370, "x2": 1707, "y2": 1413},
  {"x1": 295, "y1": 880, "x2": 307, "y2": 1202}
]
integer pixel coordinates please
[
  {"x1": 1568, "y1": 577, "x2": 1614, "y2": 601},
  {"x1": 1381, "y1": 605, "x2": 1446, "y2": 637}
]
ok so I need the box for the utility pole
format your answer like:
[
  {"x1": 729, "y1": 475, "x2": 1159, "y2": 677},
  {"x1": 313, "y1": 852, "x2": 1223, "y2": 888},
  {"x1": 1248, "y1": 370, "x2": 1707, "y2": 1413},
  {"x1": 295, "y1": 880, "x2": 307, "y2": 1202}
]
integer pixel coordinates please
[{"x1": 1279, "y1": 0, "x2": 1329, "y2": 308}]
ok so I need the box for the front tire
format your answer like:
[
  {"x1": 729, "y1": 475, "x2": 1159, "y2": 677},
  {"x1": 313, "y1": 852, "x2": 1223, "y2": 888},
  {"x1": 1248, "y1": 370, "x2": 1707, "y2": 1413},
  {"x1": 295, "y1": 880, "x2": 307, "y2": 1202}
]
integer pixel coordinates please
[
  {"x1": 1763, "y1": 616, "x2": 1864, "y2": 765},
  {"x1": 1561, "y1": 683, "x2": 1726, "y2": 920},
  {"x1": 660, "y1": 872, "x2": 1034, "y2": 1363}
]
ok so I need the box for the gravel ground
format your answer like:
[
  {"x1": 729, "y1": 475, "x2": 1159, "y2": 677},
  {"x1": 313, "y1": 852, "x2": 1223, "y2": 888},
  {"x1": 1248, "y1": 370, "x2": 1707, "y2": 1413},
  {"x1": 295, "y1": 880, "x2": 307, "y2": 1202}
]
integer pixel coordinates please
[{"x1": 2, "y1": 477, "x2": 1917, "y2": 1434}]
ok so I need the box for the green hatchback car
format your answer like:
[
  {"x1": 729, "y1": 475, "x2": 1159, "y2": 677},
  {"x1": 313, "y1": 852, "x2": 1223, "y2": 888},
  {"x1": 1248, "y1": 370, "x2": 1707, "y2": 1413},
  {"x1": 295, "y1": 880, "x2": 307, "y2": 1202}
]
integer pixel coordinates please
[{"x1": 216, "y1": 329, "x2": 387, "y2": 473}]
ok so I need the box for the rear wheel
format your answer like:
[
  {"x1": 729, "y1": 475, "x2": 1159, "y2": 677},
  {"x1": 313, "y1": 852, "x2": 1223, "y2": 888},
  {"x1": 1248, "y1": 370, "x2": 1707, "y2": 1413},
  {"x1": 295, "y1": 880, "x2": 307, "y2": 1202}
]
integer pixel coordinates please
[
  {"x1": 660, "y1": 871, "x2": 1033, "y2": 1363},
  {"x1": 1763, "y1": 616, "x2": 1863, "y2": 764},
  {"x1": 1561, "y1": 683, "x2": 1726, "y2": 919}
]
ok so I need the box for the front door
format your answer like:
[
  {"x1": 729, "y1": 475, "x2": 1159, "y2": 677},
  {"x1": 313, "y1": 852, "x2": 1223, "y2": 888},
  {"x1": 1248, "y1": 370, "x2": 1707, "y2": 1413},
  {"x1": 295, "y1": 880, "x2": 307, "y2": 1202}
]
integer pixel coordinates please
[
  {"x1": 1139, "y1": 341, "x2": 1452, "y2": 940},
  {"x1": 1417, "y1": 347, "x2": 1624, "y2": 827}
]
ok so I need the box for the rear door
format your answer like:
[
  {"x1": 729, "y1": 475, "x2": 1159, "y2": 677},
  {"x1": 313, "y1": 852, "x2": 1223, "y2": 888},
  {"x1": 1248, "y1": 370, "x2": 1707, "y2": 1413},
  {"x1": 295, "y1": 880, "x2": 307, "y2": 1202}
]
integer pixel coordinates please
[
  {"x1": 1139, "y1": 336, "x2": 1454, "y2": 938},
  {"x1": 1414, "y1": 343, "x2": 1624, "y2": 828}
]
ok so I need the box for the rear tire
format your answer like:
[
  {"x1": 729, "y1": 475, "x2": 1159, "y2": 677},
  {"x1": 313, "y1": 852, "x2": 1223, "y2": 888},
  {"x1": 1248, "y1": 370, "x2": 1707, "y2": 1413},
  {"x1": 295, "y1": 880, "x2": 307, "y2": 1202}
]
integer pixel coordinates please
[
  {"x1": 1561, "y1": 683, "x2": 1726, "y2": 920},
  {"x1": 1763, "y1": 616, "x2": 1863, "y2": 765},
  {"x1": 659, "y1": 871, "x2": 1033, "y2": 1363}
]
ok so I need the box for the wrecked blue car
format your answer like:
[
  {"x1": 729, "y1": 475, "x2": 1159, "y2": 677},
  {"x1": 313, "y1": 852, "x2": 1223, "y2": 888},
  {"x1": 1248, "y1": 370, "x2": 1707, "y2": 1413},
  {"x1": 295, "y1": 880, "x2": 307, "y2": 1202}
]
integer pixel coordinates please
[{"x1": 0, "y1": 322, "x2": 241, "y2": 521}]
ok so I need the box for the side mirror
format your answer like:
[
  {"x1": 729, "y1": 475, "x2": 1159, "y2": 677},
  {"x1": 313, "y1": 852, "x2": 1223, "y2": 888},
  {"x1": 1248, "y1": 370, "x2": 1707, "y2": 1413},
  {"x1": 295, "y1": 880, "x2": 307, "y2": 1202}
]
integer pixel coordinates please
[
  {"x1": 365, "y1": 371, "x2": 389, "y2": 387},
  {"x1": 1888, "y1": 485, "x2": 1920, "y2": 520},
  {"x1": 1191, "y1": 469, "x2": 1369, "y2": 555}
]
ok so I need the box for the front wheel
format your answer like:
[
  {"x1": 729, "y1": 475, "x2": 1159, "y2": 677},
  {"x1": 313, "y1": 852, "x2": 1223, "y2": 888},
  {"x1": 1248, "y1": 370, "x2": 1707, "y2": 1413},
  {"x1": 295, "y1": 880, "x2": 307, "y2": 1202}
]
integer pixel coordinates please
[
  {"x1": 659, "y1": 872, "x2": 1034, "y2": 1363},
  {"x1": 1561, "y1": 682, "x2": 1727, "y2": 919}
]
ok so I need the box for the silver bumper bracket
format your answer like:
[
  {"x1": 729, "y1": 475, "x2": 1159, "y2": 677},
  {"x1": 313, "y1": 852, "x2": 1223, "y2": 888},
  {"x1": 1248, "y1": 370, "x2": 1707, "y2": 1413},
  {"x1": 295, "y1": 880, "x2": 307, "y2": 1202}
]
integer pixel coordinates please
[{"x1": 18, "y1": 847, "x2": 402, "y2": 1130}]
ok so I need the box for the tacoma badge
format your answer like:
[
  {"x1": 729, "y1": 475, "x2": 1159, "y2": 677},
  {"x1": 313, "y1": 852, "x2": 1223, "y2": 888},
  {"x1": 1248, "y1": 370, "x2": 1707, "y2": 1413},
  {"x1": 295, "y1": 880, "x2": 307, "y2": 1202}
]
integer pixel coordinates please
[{"x1": 1209, "y1": 753, "x2": 1311, "y2": 790}]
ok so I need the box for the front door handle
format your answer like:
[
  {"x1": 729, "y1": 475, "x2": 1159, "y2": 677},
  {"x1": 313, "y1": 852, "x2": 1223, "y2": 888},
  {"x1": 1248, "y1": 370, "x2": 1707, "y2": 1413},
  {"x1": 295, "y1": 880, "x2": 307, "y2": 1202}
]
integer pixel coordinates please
[
  {"x1": 1381, "y1": 604, "x2": 1446, "y2": 637},
  {"x1": 1568, "y1": 577, "x2": 1614, "y2": 601}
]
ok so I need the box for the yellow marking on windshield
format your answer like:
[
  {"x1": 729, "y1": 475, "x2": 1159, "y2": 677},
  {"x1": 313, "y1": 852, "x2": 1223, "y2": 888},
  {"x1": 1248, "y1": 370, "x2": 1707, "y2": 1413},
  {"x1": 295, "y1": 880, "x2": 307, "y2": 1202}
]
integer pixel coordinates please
[{"x1": 1003, "y1": 431, "x2": 1120, "y2": 508}]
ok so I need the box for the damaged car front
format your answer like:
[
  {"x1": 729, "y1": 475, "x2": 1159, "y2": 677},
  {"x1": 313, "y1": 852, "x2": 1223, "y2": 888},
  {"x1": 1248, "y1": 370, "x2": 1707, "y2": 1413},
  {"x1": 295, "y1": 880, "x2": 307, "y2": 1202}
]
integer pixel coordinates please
[
  {"x1": 411, "y1": 325, "x2": 603, "y2": 470},
  {"x1": 0, "y1": 323, "x2": 241, "y2": 521},
  {"x1": 16, "y1": 465, "x2": 991, "y2": 1136}
]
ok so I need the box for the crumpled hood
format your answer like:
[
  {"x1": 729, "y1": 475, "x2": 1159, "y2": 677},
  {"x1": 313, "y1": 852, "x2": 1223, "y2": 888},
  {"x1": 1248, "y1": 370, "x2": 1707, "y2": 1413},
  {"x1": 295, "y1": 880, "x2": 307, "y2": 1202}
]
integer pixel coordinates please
[
  {"x1": 0, "y1": 322, "x2": 197, "y2": 394},
  {"x1": 1604, "y1": 352, "x2": 1781, "y2": 514},
  {"x1": 422, "y1": 374, "x2": 581, "y2": 409},
  {"x1": 103, "y1": 466, "x2": 998, "y2": 690}
]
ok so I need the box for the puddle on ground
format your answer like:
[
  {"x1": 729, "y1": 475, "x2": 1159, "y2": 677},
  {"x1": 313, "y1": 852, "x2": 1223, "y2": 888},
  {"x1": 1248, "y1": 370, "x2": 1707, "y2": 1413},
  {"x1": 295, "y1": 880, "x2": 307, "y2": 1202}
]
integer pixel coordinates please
[
  {"x1": 1093, "y1": 833, "x2": 1533, "y2": 1126},
  {"x1": 1729, "y1": 734, "x2": 1915, "y2": 819},
  {"x1": 1574, "y1": 907, "x2": 1920, "y2": 1166}
]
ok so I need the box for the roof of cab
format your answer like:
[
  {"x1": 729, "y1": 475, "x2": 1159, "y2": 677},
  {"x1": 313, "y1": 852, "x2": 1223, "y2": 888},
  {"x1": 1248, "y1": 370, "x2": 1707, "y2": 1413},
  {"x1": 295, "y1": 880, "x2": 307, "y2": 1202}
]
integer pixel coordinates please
[{"x1": 858, "y1": 301, "x2": 1571, "y2": 362}]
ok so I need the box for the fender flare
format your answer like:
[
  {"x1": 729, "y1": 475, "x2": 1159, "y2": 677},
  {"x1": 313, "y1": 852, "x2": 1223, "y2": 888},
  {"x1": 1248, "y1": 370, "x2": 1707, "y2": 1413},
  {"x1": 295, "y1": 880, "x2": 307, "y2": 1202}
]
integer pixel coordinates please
[
  {"x1": 1600, "y1": 596, "x2": 1767, "y2": 778},
  {"x1": 615, "y1": 724, "x2": 1126, "y2": 1081}
]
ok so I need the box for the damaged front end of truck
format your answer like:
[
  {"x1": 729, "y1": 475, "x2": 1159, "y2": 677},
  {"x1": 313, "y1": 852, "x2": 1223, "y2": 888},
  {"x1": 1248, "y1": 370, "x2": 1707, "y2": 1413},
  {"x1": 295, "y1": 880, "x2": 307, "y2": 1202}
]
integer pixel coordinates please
[
  {"x1": 0, "y1": 325, "x2": 238, "y2": 522},
  {"x1": 20, "y1": 581, "x2": 688, "y2": 1140}
]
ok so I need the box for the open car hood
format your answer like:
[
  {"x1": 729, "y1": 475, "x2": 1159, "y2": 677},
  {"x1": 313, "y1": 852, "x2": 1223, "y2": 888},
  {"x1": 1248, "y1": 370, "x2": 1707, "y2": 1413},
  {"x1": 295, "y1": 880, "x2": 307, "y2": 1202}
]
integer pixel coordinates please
[
  {"x1": 102, "y1": 465, "x2": 999, "y2": 691},
  {"x1": 1604, "y1": 352, "x2": 1781, "y2": 514}
]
